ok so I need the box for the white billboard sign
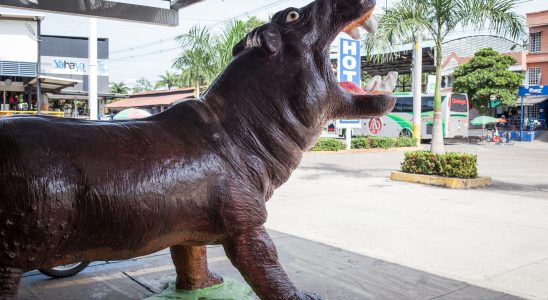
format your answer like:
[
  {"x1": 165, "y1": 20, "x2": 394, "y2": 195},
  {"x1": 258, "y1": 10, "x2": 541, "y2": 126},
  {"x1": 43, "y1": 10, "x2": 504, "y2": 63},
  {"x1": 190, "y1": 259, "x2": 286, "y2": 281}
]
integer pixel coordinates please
[{"x1": 41, "y1": 56, "x2": 109, "y2": 76}]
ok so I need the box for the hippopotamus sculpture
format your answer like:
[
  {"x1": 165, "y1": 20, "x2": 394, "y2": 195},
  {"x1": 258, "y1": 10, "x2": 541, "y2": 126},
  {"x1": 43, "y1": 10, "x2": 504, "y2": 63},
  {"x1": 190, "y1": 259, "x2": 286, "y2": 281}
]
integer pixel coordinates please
[{"x1": 0, "y1": 0, "x2": 395, "y2": 298}]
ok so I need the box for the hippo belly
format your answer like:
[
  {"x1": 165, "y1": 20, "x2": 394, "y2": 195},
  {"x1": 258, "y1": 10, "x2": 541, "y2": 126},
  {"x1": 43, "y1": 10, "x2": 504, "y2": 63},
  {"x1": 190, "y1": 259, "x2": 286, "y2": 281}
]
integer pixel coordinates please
[{"x1": 0, "y1": 116, "x2": 239, "y2": 270}]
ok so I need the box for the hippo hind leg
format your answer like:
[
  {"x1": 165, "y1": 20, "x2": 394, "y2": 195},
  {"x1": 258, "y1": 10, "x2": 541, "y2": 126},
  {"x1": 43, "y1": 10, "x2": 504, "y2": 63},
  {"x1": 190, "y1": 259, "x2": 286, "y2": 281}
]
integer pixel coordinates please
[
  {"x1": 0, "y1": 267, "x2": 22, "y2": 299},
  {"x1": 169, "y1": 245, "x2": 222, "y2": 290}
]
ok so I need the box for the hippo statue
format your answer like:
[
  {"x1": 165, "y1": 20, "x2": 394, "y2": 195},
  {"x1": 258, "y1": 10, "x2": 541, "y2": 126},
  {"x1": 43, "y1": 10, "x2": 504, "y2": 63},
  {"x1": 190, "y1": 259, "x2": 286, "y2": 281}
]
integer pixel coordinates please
[{"x1": 0, "y1": 0, "x2": 395, "y2": 298}]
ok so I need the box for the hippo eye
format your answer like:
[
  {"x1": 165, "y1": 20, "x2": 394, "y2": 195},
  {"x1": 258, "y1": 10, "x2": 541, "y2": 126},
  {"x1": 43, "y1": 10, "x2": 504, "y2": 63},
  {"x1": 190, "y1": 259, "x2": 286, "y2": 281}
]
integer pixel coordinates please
[{"x1": 285, "y1": 11, "x2": 300, "y2": 23}]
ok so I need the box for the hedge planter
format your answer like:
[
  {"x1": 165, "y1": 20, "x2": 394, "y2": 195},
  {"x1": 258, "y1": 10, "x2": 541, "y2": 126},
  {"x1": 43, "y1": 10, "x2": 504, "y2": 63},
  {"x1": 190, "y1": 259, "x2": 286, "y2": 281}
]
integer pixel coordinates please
[
  {"x1": 390, "y1": 171, "x2": 492, "y2": 189},
  {"x1": 309, "y1": 137, "x2": 418, "y2": 152},
  {"x1": 392, "y1": 150, "x2": 492, "y2": 189}
]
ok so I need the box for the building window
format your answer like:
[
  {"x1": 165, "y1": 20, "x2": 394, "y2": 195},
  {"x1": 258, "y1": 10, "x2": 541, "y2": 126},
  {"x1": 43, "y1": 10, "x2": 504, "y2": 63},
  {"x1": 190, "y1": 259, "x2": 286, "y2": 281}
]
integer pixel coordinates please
[
  {"x1": 530, "y1": 32, "x2": 541, "y2": 53},
  {"x1": 528, "y1": 67, "x2": 541, "y2": 85}
]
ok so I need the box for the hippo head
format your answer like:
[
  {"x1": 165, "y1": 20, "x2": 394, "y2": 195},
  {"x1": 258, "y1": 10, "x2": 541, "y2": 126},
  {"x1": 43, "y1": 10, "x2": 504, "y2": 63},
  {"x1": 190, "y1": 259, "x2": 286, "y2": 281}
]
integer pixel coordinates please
[{"x1": 208, "y1": 0, "x2": 395, "y2": 142}]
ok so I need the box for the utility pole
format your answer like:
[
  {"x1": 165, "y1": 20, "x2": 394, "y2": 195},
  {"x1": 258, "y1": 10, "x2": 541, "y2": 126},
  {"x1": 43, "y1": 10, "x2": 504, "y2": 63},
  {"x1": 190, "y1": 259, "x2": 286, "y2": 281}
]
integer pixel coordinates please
[
  {"x1": 36, "y1": 17, "x2": 42, "y2": 113},
  {"x1": 412, "y1": 32, "x2": 422, "y2": 146},
  {"x1": 88, "y1": 18, "x2": 98, "y2": 120}
]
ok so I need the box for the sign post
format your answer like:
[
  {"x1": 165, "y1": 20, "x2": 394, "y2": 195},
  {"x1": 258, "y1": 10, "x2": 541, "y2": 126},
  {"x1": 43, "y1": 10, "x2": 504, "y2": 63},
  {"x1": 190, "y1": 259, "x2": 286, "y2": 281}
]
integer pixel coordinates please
[
  {"x1": 338, "y1": 37, "x2": 361, "y2": 149},
  {"x1": 336, "y1": 120, "x2": 361, "y2": 149},
  {"x1": 518, "y1": 85, "x2": 548, "y2": 141}
]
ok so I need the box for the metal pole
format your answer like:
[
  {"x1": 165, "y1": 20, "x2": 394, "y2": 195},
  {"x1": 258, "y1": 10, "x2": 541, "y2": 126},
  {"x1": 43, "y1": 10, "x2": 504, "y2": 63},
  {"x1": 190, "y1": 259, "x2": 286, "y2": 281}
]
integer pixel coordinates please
[
  {"x1": 345, "y1": 129, "x2": 352, "y2": 150},
  {"x1": 520, "y1": 95, "x2": 524, "y2": 141},
  {"x1": 36, "y1": 17, "x2": 42, "y2": 113},
  {"x1": 412, "y1": 32, "x2": 422, "y2": 146},
  {"x1": 88, "y1": 18, "x2": 98, "y2": 120}
]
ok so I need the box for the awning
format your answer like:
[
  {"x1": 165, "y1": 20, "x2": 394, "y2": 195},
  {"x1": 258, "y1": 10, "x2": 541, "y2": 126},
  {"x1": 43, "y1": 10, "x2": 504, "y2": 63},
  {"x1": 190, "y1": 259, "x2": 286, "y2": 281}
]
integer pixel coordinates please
[
  {"x1": 27, "y1": 75, "x2": 81, "y2": 92},
  {"x1": 46, "y1": 92, "x2": 126, "y2": 100},
  {"x1": 106, "y1": 88, "x2": 194, "y2": 109},
  {"x1": 519, "y1": 96, "x2": 548, "y2": 106}
]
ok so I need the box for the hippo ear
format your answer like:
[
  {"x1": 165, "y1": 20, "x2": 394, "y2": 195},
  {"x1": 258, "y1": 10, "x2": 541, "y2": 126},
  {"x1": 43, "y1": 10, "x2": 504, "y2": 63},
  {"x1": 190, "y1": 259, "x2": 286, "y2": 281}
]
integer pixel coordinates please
[
  {"x1": 258, "y1": 30, "x2": 282, "y2": 55},
  {"x1": 232, "y1": 29, "x2": 282, "y2": 57},
  {"x1": 232, "y1": 35, "x2": 249, "y2": 57}
]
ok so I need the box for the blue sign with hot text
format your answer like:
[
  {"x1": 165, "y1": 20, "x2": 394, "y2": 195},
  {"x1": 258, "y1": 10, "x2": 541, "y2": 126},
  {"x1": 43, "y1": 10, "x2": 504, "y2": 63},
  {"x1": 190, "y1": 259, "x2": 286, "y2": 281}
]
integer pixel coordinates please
[
  {"x1": 518, "y1": 85, "x2": 548, "y2": 97},
  {"x1": 338, "y1": 38, "x2": 361, "y2": 85}
]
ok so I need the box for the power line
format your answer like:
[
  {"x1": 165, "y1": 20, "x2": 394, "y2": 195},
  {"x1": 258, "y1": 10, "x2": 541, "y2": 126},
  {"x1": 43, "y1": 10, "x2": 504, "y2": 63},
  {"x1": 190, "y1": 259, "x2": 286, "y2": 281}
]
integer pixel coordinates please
[{"x1": 109, "y1": 0, "x2": 291, "y2": 57}]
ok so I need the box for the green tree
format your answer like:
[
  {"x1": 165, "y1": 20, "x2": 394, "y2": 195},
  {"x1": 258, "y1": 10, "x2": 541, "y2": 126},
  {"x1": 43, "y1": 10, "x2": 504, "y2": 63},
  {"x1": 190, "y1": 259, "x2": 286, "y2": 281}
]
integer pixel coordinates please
[
  {"x1": 214, "y1": 17, "x2": 265, "y2": 73},
  {"x1": 156, "y1": 71, "x2": 181, "y2": 90},
  {"x1": 132, "y1": 77, "x2": 154, "y2": 94},
  {"x1": 109, "y1": 82, "x2": 130, "y2": 94},
  {"x1": 173, "y1": 26, "x2": 217, "y2": 97},
  {"x1": 173, "y1": 18, "x2": 265, "y2": 97},
  {"x1": 453, "y1": 48, "x2": 523, "y2": 114},
  {"x1": 368, "y1": 0, "x2": 524, "y2": 153}
]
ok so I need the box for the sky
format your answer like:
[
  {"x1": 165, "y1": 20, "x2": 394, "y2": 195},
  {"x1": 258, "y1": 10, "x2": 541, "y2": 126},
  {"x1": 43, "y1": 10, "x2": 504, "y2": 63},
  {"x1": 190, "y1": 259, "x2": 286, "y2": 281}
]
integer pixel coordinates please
[{"x1": 1, "y1": 0, "x2": 547, "y2": 87}]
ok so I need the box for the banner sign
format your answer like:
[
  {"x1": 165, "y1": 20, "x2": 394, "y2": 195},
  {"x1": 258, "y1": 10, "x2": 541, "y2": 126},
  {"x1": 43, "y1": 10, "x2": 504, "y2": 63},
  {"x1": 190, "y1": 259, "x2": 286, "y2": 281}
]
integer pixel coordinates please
[
  {"x1": 338, "y1": 37, "x2": 361, "y2": 85},
  {"x1": 41, "y1": 56, "x2": 109, "y2": 76},
  {"x1": 518, "y1": 85, "x2": 548, "y2": 97}
]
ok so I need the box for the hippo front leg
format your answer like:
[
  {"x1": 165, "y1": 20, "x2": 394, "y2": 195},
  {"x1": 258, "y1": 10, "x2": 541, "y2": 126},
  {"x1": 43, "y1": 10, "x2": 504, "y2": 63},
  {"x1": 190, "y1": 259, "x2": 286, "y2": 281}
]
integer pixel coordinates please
[{"x1": 223, "y1": 227, "x2": 320, "y2": 300}]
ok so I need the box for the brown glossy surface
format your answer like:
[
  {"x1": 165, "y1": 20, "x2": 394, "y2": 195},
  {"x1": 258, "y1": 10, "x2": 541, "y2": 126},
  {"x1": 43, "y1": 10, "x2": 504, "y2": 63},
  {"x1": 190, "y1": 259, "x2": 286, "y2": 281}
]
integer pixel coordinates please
[{"x1": 0, "y1": 0, "x2": 394, "y2": 298}]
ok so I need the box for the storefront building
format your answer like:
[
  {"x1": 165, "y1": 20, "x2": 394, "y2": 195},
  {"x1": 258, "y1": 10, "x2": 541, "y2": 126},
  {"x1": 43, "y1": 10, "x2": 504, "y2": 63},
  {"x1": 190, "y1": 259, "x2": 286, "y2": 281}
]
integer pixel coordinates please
[
  {"x1": 525, "y1": 10, "x2": 548, "y2": 126},
  {"x1": 0, "y1": 13, "x2": 43, "y2": 113},
  {"x1": 40, "y1": 34, "x2": 111, "y2": 117},
  {"x1": 0, "y1": 12, "x2": 114, "y2": 118}
]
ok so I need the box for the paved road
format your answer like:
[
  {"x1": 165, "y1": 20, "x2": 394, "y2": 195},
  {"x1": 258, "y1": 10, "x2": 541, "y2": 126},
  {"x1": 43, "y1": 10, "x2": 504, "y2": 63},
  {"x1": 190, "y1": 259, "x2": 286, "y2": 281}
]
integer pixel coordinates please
[
  {"x1": 266, "y1": 138, "x2": 548, "y2": 299},
  {"x1": 20, "y1": 137, "x2": 548, "y2": 299}
]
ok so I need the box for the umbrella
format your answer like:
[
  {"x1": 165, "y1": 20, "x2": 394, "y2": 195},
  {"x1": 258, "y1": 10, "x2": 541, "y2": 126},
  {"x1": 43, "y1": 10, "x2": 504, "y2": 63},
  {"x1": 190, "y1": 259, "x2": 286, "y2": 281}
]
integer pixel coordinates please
[
  {"x1": 113, "y1": 108, "x2": 152, "y2": 120},
  {"x1": 471, "y1": 116, "x2": 507, "y2": 126}
]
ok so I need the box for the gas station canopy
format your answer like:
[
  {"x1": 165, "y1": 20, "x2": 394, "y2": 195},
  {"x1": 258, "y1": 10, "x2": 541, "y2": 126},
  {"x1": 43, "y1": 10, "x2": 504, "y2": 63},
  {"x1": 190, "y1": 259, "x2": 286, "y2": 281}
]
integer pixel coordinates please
[
  {"x1": 363, "y1": 47, "x2": 436, "y2": 76},
  {"x1": 0, "y1": 0, "x2": 203, "y2": 26}
]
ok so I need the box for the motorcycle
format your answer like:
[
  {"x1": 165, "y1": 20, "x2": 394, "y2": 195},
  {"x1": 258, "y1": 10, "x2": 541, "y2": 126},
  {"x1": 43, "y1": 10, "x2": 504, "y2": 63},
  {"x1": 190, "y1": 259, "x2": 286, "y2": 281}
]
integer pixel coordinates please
[{"x1": 38, "y1": 262, "x2": 91, "y2": 279}]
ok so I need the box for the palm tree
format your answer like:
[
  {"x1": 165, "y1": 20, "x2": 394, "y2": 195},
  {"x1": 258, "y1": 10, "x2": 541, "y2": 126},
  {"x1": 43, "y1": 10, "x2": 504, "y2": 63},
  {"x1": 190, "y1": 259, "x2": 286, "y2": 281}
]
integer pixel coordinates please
[
  {"x1": 368, "y1": 0, "x2": 524, "y2": 153},
  {"x1": 132, "y1": 77, "x2": 154, "y2": 94},
  {"x1": 109, "y1": 82, "x2": 130, "y2": 94},
  {"x1": 156, "y1": 71, "x2": 180, "y2": 90},
  {"x1": 173, "y1": 26, "x2": 217, "y2": 97},
  {"x1": 214, "y1": 17, "x2": 265, "y2": 73}
]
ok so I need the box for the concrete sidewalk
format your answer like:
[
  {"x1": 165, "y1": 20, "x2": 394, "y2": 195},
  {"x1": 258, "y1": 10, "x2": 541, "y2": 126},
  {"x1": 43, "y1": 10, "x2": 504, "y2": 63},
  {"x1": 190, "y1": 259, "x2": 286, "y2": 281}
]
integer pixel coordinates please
[
  {"x1": 20, "y1": 231, "x2": 518, "y2": 300},
  {"x1": 266, "y1": 142, "x2": 548, "y2": 299}
]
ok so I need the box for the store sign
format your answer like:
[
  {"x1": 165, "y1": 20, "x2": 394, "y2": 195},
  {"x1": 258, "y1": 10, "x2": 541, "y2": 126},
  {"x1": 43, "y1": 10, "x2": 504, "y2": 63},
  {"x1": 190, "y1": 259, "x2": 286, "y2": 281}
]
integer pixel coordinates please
[
  {"x1": 518, "y1": 85, "x2": 548, "y2": 97},
  {"x1": 41, "y1": 56, "x2": 109, "y2": 76},
  {"x1": 338, "y1": 37, "x2": 361, "y2": 85}
]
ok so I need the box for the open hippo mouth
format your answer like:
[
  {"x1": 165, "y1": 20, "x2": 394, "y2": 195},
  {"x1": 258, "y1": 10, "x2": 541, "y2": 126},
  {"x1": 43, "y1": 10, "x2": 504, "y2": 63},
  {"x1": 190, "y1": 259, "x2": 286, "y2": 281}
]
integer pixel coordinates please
[{"x1": 229, "y1": 0, "x2": 396, "y2": 121}]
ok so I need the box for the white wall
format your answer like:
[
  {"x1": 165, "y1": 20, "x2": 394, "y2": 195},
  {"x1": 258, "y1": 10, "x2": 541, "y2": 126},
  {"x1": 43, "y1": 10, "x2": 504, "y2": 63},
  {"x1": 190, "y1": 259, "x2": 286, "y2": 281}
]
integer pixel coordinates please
[{"x1": 0, "y1": 19, "x2": 38, "y2": 63}]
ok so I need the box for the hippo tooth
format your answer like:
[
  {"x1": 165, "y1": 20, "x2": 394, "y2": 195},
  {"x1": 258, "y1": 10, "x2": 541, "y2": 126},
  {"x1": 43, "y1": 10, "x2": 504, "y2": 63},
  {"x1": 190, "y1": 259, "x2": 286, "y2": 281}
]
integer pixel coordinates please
[
  {"x1": 348, "y1": 28, "x2": 361, "y2": 40},
  {"x1": 377, "y1": 71, "x2": 399, "y2": 93},
  {"x1": 363, "y1": 76, "x2": 382, "y2": 92}
]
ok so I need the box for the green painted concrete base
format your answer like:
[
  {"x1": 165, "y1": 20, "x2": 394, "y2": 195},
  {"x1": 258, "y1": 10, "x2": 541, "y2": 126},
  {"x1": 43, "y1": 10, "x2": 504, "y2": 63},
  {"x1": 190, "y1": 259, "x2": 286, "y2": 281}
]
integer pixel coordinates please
[{"x1": 144, "y1": 278, "x2": 256, "y2": 300}]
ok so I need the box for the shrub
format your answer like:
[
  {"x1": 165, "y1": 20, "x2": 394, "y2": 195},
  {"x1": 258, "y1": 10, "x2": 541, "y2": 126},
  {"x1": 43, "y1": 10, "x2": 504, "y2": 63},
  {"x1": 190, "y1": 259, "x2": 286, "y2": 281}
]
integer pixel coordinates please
[
  {"x1": 352, "y1": 136, "x2": 416, "y2": 149},
  {"x1": 394, "y1": 137, "x2": 416, "y2": 147},
  {"x1": 401, "y1": 151, "x2": 478, "y2": 179},
  {"x1": 310, "y1": 138, "x2": 345, "y2": 151}
]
